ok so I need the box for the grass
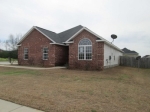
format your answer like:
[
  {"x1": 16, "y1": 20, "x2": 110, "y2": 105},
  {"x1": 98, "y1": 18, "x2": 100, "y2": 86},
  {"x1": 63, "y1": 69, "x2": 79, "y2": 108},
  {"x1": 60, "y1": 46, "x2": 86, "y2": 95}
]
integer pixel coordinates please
[
  {"x1": 0, "y1": 66, "x2": 149, "y2": 112},
  {"x1": 0, "y1": 58, "x2": 8, "y2": 61},
  {"x1": 0, "y1": 69, "x2": 38, "y2": 75},
  {"x1": 0, "y1": 58, "x2": 18, "y2": 62}
]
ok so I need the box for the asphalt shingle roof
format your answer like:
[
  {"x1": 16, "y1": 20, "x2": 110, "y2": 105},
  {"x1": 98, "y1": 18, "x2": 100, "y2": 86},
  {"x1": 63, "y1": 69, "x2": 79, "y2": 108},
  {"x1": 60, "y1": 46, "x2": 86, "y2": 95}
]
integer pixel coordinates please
[
  {"x1": 35, "y1": 25, "x2": 83, "y2": 44},
  {"x1": 58, "y1": 25, "x2": 83, "y2": 43},
  {"x1": 35, "y1": 26, "x2": 59, "y2": 43},
  {"x1": 18, "y1": 25, "x2": 123, "y2": 52}
]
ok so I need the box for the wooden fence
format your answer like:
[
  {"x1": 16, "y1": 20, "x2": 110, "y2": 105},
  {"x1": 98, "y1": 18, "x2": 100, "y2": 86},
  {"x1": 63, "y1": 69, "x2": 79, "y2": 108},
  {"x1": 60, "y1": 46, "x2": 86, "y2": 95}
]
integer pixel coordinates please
[{"x1": 120, "y1": 56, "x2": 150, "y2": 68}]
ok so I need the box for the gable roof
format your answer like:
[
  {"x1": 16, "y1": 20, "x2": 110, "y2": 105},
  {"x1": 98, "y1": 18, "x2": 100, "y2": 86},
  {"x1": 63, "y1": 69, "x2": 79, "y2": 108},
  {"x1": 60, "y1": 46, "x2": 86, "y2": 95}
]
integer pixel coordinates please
[
  {"x1": 18, "y1": 25, "x2": 123, "y2": 52},
  {"x1": 35, "y1": 26, "x2": 58, "y2": 43},
  {"x1": 58, "y1": 25, "x2": 83, "y2": 43},
  {"x1": 122, "y1": 48, "x2": 138, "y2": 54},
  {"x1": 17, "y1": 25, "x2": 83, "y2": 45},
  {"x1": 64, "y1": 26, "x2": 123, "y2": 52},
  {"x1": 18, "y1": 26, "x2": 56, "y2": 44}
]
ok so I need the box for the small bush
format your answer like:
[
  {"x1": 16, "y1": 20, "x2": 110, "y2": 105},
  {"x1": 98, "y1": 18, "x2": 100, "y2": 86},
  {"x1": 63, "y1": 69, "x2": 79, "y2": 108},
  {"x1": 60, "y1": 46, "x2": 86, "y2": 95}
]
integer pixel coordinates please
[{"x1": 0, "y1": 50, "x2": 18, "y2": 59}]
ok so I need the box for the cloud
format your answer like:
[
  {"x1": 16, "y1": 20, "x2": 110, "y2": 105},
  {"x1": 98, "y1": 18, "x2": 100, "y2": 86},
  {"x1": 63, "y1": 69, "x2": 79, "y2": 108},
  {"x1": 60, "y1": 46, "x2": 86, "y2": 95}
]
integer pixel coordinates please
[{"x1": 0, "y1": 0, "x2": 150, "y2": 56}]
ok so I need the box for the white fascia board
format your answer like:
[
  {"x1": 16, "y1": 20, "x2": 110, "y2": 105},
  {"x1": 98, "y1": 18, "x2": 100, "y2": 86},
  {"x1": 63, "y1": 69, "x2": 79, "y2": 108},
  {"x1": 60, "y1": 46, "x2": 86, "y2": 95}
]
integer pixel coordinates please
[
  {"x1": 17, "y1": 26, "x2": 35, "y2": 45},
  {"x1": 96, "y1": 40, "x2": 105, "y2": 42},
  {"x1": 84, "y1": 27, "x2": 104, "y2": 40},
  {"x1": 104, "y1": 42, "x2": 124, "y2": 53},
  {"x1": 124, "y1": 53, "x2": 138, "y2": 54},
  {"x1": 65, "y1": 26, "x2": 123, "y2": 52},
  {"x1": 83, "y1": 27, "x2": 123, "y2": 52},
  {"x1": 17, "y1": 26, "x2": 56, "y2": 45},
  {"x1": 96, "y1": 39, "x2": 122, "y2": 52},
  {"x1": 16, "y1": 44, "x2": 21, "y2": 46},
  {"x1": 63, "y1": 41, "x2": 74, "y2": 44},
  {"x1": 34, "y1": 27, "x2": 56, "y2": 43},
  {"x1": 65, "y1": 28, "x2": 84, "y2": 42},
  {"x1": 50, "y1": 43, "x2": 67, "y2": 46},
  {"x1": 65, "y1": 27, "x2": 105, "y2": 43}
]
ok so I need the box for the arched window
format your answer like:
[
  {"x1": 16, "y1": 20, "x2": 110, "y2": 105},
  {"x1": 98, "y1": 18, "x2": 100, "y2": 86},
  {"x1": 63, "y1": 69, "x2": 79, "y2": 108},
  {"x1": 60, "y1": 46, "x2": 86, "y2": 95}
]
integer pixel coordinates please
[{"x1": 78, "y1": 38, "x2": 92, "y2": 60}]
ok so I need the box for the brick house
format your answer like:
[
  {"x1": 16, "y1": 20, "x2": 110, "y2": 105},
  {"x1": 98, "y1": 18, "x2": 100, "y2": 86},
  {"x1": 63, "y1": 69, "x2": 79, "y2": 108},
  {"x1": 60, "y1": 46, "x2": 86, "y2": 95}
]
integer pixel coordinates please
[{"x1": 17, "y1": 25, "x2": 123, "y2": 70}]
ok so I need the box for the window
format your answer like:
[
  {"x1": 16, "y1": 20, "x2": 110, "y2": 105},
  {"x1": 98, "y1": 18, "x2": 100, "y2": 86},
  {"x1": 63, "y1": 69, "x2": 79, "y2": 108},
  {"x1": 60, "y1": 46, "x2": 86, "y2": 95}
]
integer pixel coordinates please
[
  {"x1": 78, "y1": 38, "x2": 92, "y2": 60},
  {"x1": 24, "y1": 48, "x2": 28, "y2": 60},
  {"x1": 109, "y1": 56, "x2": 111, "y2": 60},
  {"x1": 43, "y1": 47, "x2": 48, "y2": 60}
]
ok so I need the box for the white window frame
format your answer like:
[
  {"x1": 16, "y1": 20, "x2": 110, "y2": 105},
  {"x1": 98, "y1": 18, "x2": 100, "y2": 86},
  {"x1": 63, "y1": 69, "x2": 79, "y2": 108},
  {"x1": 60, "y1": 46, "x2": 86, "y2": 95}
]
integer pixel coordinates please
[
  {"x1": 78, "y1": 38, "x2": 92, "y2": 60},
  {"x1": 24, "y1": 48, "x2": 28, "y2": 60},
  {"x1": 43, "y1": 47, "x2": 49, "y2": 60}
]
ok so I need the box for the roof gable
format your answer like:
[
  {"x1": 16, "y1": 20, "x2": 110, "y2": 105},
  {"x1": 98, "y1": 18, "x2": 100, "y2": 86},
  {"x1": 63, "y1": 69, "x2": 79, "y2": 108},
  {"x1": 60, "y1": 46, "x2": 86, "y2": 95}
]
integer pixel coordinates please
[
  {"x1": 35, "y1": 26, "x2": 58, "y2": 43},
  {"x1": 18, "y1": 25, "x2": 83, "y2": 45},
  {"x1": 18, "y1": 25, "x2": 123, "y2": 52},
  {"x1": 17, "y1": 26, "x2": 56, "y2": 45},
  {"x1": 64, "y1": 27, "x2": 123, "y2": 52}
]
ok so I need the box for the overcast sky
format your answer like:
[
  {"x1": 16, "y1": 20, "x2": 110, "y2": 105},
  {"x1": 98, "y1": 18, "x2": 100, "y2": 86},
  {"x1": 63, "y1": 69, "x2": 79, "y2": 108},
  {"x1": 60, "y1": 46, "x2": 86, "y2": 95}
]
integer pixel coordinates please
[{"x1": 0, "y1": 0, "x2": 150, "y2": 56}]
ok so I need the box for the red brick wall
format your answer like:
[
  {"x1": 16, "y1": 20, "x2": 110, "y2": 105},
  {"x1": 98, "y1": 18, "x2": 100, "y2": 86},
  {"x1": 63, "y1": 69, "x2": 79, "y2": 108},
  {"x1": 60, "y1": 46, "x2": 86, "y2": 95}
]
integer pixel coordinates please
[
  {"x1": 69, "y1": 30, "x2": 104, "y2": 70},
  {"x1": 18, "y1": 29, "x2": 56, "y2": 67},
  {"x1": 55, "y1": 45, "x2": 68, "y2": 66}
]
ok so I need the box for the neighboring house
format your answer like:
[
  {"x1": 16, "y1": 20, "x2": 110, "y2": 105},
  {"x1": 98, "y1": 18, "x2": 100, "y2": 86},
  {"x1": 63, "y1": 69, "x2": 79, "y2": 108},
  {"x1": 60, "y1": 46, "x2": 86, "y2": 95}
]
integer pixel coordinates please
[
  {"x1": 122, "y1": 48, "x2": 139, "y2": 57},
  {"x1": 17, "y1": 25, "x2": 123, "y2": 70},
  {"x1": 142, "y1": 55, "x2": 150, "y2": 58}
]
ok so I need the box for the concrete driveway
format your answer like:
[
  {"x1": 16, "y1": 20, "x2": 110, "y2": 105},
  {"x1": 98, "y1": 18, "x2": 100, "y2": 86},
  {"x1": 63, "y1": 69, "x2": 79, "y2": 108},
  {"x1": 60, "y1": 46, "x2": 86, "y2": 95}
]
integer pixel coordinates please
[{"x1": 0, "y1": 99, "x2": 43, "y2": 112}]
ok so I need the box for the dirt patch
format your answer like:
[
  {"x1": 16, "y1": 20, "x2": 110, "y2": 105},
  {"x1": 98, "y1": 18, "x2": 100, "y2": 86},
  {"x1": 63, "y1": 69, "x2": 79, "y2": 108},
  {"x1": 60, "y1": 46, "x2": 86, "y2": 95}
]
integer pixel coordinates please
[{"x1": 0, "y1": 66, "x2": 150, "y2": 112}]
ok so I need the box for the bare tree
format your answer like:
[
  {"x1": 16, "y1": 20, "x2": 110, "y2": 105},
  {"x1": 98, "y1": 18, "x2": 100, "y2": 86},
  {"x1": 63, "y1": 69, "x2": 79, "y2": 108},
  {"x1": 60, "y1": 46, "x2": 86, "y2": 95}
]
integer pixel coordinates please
[
  {"x1": 0, "y1": 40, "x2": 1, "y2": 50},
  {"x1": 0, "y1": 40, "x2": 5, "y2": 51},
  {"x1": 5, "y1": 34, "x2": 21, "y2": 64},
  {"x1": 5, "y1": 34, "x2": 21, "y2": 51}
]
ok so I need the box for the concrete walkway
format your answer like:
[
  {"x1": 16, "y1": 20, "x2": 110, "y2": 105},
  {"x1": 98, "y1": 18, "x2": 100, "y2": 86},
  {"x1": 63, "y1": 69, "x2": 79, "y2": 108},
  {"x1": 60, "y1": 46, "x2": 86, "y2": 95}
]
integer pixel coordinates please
[
  {"x1": 0, "y1": 99, "x2": 43, "y2": 112},
  {"x1": 0, "y1": 64, "x2": 66, "y2": 70},
  {"x1": 0, "y1": 61, "x2": 66, "y2": 70}
]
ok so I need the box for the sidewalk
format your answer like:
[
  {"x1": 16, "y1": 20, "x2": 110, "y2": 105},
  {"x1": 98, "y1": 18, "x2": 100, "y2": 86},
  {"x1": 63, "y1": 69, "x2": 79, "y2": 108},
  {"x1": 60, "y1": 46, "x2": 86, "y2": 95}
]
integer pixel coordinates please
[{"x1": 0, "y1": 99, "x2": 44, "y2": 112}]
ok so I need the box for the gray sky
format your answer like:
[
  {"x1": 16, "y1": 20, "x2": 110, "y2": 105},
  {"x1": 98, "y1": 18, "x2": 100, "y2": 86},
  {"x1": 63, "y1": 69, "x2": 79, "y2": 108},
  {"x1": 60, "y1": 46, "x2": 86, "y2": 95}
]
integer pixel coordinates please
[{"x1": 0, "y1": 0, "x2": 150, "y2": 56}]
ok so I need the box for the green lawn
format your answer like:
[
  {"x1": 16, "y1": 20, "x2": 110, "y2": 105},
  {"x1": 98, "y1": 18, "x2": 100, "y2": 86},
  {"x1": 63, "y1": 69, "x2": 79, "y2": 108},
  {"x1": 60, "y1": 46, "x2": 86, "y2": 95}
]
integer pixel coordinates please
[
  {"x1": 0, "y1": 58, "x2": 17, "y2": 62},
  {"x1": 0, "y1": 58, "x2": 8, "y2": 61}
]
